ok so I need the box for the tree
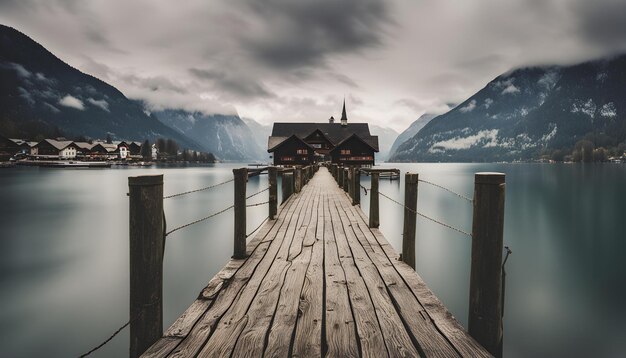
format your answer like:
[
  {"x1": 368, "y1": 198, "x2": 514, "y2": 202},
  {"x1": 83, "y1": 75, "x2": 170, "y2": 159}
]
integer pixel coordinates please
[
  {"x1": 551, "y1": 149, "x2": 565, "y2": 162},
  {"x1": 140, "y1": 139, "x2": 151, "y2": 159},
  {"x1": 575, "y1": 140, "x2": 594, "y2": 163},
  {"x1": 593, "y1": 148, "x2": 607, "y2": 162}
]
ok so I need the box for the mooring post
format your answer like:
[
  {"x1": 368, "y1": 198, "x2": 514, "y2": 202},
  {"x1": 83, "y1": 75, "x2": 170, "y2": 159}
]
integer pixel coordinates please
[
  {"x1": 469, "y1": 172, "x2": 505, "y2": 358},
  {"x1": 268, "y1": 167, "x2": 278, "y2": 220},
  {"x1": 369, "y1": 172, "x2": 379, "y2": 228},
  {"x1": 282, "y1": 172, "x2": 293, "y2": 204},
  {"x1": 347, "y1": 168, "x2": 354, "y2": 199},
  {"x1": 343, "y1": 168, "x2": 349, "y2": 192},
  {"x1": 233, "y1": 168, "x2": 247, "y2": 259},
  {"x1": 402, "y1": 173, "x2": 418, "y2": 270},
  {"x1": 353, "y1": 168, "x2": 360, "y2": 205},
  {"x1": 295, "y1": 167, "x2": 302, "y2": 193},
  {"x1": 128, "y1": 175, "x2": 164, "y2": 358},
  {"x1": 337, "y1": 166, "x2": 343, "y2": 186}
]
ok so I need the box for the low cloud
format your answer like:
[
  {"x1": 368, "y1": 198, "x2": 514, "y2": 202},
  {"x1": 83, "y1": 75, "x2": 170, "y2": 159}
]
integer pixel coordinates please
[
  {"x1": 59, "y1": 95, "x2": 85, "y2": 110},
  {"x1": 87, "y1": 97, "x2": 109, "y2": 111},
  {"x1": 189, "y1": 68, "x2": 274, "y2": 99},
  {"x1": 459, "y1": 100, "x2": 477, "y2": 113}
]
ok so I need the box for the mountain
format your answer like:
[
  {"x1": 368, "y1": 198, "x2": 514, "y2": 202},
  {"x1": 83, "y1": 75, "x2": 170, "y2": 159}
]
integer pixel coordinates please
[
  {"x1": 0, "y1": 25, "x2": 203, "y2": 149},
  {"x1": 390, "y1": 55, "x2": 626, "y2": 162},
  {"x1": 242, "y1": 117, "x2": 272, "y2": 157},
  {"x1": 369, "y1": 125, "x2": 399, "y2": 161},
  {"x1": 155, "y1": 110, "x2": 265, "y2": 161},
  {"x1": 387, "y1": 113, "x2": 436, "y2": 160}
]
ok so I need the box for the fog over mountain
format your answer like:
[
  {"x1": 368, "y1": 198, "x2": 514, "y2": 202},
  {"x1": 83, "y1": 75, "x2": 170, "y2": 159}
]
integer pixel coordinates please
[{"x1": 390, "y1": 54, "x2": 626, "y2": 162}]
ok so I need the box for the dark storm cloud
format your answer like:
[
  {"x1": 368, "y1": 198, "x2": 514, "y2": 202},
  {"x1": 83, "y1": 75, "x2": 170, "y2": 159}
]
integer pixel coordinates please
[
  {"x1": 571, "y1": 0, "x2": 626, "y2": 51},
  {"x1": 240, "y1": 0, "x2": 390, "y2": 69},
  {"x1": 189, "y1": 68, "x2": 274, "y2": 99}
]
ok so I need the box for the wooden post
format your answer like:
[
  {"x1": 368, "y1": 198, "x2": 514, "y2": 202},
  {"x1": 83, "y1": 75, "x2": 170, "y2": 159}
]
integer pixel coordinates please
[
  {"x1": 129, "y1": 175, "x2": 164, "y2": 358},
  {"x1": 282, "y1": 172, "x2": 293, "y2": 204},
  {"x1": 369, "y1": 173, "x2": 379, "y2": 228},
  {"x1": 402, "y1": 173, "x2": 418, "y2": 270},
  {"x1": 295, "y1": 167, "x2": 302, "y2": 193},
  {"x1": 469, "y1": 172, "x2": 506, "y2": 358},
  {"x1": 343, "y1": 168, "x2": 349, "y2": 192},
  {"x1": 353, "y1": 168, "x2": 360, "y2": 205},
  {"x1": 347, "y1": 168, "x2": 354, "y2": 199},
  {"x1": 268, "y1": 167, "x2": 278, "y2": 220},
  {"x1": 233, "y1": 168, "x2": 247, "y2": 259},
  {"x1": 337, "y1": 166, "x2": 343, "y2": 186}
]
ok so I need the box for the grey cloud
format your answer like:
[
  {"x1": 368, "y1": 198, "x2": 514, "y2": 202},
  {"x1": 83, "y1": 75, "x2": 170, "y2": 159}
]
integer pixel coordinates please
[
  {"x1": 189, "y1": 68, "x2": 274, "y2": 99},
  {"x1": 571, "y1": 0, "x2": 626, "y2": 52},
  {"x1": 240, "y1": 0, "x2": 390, "y2": 69}
]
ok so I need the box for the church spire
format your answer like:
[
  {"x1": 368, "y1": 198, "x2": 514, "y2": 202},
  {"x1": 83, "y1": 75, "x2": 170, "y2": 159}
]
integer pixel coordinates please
[{"x1": 341, "y1": 98, "x2": 348, "y2": 126}]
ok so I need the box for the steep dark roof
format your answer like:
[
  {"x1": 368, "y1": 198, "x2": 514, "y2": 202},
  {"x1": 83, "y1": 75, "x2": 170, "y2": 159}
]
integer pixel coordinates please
[
  {"x1": 268, "y1": 134, "x2": 316, "y2": 152},
  {"x1": 329, "y1": 133, "x2": 378, "y2": 153},
  {"x1": 270, "y1": 122, "x2": 379, "y2": 151}
]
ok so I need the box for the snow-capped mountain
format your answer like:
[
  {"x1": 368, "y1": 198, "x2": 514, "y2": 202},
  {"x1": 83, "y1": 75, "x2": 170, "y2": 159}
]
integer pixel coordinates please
[
  {"x1": 155, "y1": 110, "x2": 265, "y2": 161},
  {"x1": 390, "y1": 55, "x2": 626, "y2": 162},
  {"x1": 387, "y1": 113, "x2": 436, "y2": 160},
  {"x1": 0, "y1": 25, "x2": 202, "y2": 149},
  {"x1": 369, "y1": 125, "x2": 399, "y2": 161}
]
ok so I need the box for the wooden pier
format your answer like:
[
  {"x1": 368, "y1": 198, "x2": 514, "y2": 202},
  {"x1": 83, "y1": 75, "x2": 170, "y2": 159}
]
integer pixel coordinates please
[{"x1": 138, "y1": 167, "x2": 494, "y2": 357}]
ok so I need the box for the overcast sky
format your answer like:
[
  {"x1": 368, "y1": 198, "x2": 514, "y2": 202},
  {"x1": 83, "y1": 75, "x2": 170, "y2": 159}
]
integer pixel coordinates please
[{"x1": 2, "y1": 0, "x2": 626, "y2": 132}]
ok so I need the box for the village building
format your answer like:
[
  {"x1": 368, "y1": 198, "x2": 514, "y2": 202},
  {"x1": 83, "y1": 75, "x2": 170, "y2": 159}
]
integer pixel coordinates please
[
  {"x1": 267, "y1": 100, "x2": 378, "y2": 166},
  {"x1": 34, "y1": 139, "x2": 81, "y2": 159}
]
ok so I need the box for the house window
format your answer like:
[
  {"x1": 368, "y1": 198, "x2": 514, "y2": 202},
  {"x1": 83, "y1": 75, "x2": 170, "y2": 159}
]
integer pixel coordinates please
[
  {"x1": 311, "y1": 143, "x2": 322, "y2": 149},
  {"x1": 340, "y1": 149, "x2": 351, "y2": 155},
  {"x1": 281, "y1": 156, "x2": 295, "y2": 161},
  {"x1": 296, "y1": 149, "x2": 308, "y2": 154}
]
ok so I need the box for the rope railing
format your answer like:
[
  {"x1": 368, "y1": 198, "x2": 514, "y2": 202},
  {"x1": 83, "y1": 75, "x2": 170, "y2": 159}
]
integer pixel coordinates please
[
  {"x1": 246, "y1": 216, "x2": 269, "y2": 238},
  {"x1": 163, "y1": 178, "x2": 234, "y2": 199},
  {"x1": 378, "y1": 190, "x2": 472, "y2": 237},
  {"x1": 246, "y1": 200, "x2": 270, "y2": 207},
  {"x1": 418, "y1": 179, "x2": 473, "y2": 202},
  {"x1": 165, "y1": 205, "x2": 234, "y2": 236},
  {"x1": 245, "y1": 186, "x2": 270, "y2": 200},
  {"x1": 78, "y1": 301, "x2": 158, "y2": 357}
]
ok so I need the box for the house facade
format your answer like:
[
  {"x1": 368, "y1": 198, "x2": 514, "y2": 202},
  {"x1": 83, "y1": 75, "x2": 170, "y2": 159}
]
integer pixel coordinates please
[
  {"x1": 34, "y1": 139, "x2": 81, "y2": 159},
  {"x1": 267, "y1": 101, "x2": 378, "y2": 166}
]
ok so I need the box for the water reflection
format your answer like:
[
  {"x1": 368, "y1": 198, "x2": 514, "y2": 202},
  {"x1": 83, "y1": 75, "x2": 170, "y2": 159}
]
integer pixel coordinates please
[{"x1": 0, "y1": 163, "x2": 624, "y2": 357}]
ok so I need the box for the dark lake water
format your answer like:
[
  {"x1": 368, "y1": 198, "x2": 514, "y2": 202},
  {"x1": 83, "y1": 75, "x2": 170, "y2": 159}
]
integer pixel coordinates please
[{"x1": 1, "y1": 163, "x2": 625, "y2": 357}]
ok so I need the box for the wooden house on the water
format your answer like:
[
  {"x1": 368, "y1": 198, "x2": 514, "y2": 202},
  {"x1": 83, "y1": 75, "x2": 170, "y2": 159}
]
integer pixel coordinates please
[{"x1": 267, "y1": 100, "x2": 379, "y2": 166}]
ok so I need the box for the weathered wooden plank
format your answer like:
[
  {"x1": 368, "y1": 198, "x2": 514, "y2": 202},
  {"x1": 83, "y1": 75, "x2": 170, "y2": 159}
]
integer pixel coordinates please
[
  {"x1": 331, "y1": 188, "x2": 460, "y2": 357},
  {"x1": 264, "y1": 180, "x2": 322, "y2": 357},
  {"x1": 195, "y1": 183, "x2": 317, "y2": 357},
  {"x1": 330, "y1": 193, "x2": 421, "y2": 358},
  {"x1": 344, "y1": 197, "x2": 492, "y2": 357},
  {"x1": 140, "y1": 337, "x2": 180, "y2": 358},
  {"x1": 291, "y1": 196, "x2": 324, "y2": 358},
  {"x1": 164, "y1": 300, "x2": 212, "y2": 338},
  {"x1": 328, "y1": 195, "x2": 389, "y2": 358},
  {"x1": 163, "y1": 190, "x2": 308, "y2": 357},
  {"x1": 323, "y1": 192, "x2": 359, "y2": 358},
  {"x1": 263, "y1": 245, "x2": 313, "y2": 357}
]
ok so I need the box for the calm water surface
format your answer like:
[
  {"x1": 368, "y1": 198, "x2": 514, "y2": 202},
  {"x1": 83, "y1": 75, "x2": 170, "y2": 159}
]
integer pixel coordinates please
[{"x1": 0, "y1": 163, "x2": 625, "y2": 357}]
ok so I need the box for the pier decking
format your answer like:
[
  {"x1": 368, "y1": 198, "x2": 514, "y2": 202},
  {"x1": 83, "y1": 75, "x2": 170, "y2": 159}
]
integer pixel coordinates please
[{"x1": 142, "y1": 167, "x2": 491, "y2": 357}]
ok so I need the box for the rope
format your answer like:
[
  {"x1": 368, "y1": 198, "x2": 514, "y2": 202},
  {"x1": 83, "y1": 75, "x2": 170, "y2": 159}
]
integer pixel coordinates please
[
  {"x1": 165, "y1": 205, "x2": 234, "y2": 236},
  {"x1": 246, "y1": 200, "x2": 270, "y2": 207},
  {"x1": 418, "y1": 179, "x2": 473, "y2": 202},
  {"x1": 360, "y1": 185, "x2": 369, "y2": 195},
  {"x1": 163, "y1": 178, "x2": 234, "y2": 199},
  {"x1": 246, "y1": 187, "x2": 270, "y2": 200},
  {"x1": 246, "y1": 216, "x2": 269, "y2": 238},
  {"x1": 378, "y1": 191, "x2": 472, "y2": 237},
  {"x1": 78, "y1": 302, "x2": 157, "y2": 357},
  {"x1": 501, "y1": 246, "x2": 512, "y2": 319}
]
